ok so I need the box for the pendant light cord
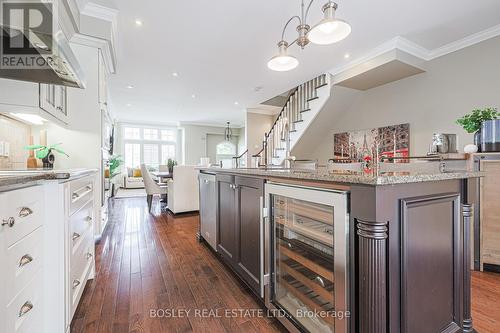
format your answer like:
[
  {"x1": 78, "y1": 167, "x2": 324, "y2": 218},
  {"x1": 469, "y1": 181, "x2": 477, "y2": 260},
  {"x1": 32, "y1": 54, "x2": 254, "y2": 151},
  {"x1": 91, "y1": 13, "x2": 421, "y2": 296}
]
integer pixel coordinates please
[{"x1": 281, "y1": 15, "x2": 302, "y2": 41}]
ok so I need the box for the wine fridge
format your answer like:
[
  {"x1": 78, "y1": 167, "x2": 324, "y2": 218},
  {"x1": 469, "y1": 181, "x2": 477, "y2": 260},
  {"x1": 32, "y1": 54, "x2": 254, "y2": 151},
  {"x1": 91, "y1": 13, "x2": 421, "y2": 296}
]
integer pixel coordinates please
[{"x1": 264, "y1": 182, "x2": 349, "y2": 333}]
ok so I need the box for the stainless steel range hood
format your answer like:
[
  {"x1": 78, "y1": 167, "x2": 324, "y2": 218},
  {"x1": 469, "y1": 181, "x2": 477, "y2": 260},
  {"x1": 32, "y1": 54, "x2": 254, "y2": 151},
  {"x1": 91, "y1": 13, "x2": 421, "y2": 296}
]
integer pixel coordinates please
[{"x1": 0, "y1": 25, "x2": 85, "y2": 88}]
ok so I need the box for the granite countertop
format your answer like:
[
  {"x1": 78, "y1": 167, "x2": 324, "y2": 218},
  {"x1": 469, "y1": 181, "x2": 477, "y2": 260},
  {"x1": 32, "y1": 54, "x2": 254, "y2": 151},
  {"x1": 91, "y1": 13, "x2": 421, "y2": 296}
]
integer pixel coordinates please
[
  {"x1": 198, "y1": 167, "x2": 482, "y2": 186},
  {"x1": 0, "y1": 168, "x2": 98, "y2": 190}
]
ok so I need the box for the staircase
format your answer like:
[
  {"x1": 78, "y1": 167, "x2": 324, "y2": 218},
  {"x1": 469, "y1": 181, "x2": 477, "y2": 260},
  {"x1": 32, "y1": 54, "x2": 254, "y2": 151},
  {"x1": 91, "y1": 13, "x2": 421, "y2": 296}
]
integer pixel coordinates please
[{"x1": 254, "y1": 74, "x2": 331, "y2": 166}]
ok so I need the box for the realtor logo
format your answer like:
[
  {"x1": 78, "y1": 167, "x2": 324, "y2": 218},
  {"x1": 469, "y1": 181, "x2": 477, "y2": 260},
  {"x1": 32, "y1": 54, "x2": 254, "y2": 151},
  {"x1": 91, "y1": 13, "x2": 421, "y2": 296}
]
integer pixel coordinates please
[{"x1": 0, "y1": 0, "x2": 53, "y2": 69}]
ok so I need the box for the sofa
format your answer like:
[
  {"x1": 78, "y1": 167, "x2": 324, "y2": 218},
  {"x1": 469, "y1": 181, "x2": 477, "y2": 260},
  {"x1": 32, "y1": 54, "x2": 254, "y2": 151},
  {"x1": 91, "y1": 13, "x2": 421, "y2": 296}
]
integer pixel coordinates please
[
  {"x1": 167, "y1": 165, "x2": 199, "y2": 214},
  {"x1": 123, "y1": 167, "x2": 145, "y2": 189}
]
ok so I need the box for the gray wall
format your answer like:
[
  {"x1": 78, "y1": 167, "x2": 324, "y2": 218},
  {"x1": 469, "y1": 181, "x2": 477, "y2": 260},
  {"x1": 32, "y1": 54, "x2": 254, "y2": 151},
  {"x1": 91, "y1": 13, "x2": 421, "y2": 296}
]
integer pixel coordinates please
[{"x1": 293, "y1": 36, "x2": 500, "y2": 163}]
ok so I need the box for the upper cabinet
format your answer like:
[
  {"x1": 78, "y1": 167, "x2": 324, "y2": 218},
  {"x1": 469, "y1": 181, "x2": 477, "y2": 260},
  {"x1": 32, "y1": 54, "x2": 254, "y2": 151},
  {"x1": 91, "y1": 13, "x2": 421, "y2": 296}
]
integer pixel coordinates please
[
  {"x1": 0, "y1": 79, "x2": 69, "y2": 126},
  {"x1": 40, "y1": 84, "x2": 68, "y2": 124}
]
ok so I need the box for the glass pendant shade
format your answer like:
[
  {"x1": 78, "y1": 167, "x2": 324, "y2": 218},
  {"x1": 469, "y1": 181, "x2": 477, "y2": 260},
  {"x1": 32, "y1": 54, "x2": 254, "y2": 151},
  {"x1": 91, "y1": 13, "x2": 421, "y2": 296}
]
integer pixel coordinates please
[
  {"x1": 308, "y1": 2, "x2": 351, "y2": 45},
  {"x1": 267, "y1": 41, "x2": 299, "y2": 72}
]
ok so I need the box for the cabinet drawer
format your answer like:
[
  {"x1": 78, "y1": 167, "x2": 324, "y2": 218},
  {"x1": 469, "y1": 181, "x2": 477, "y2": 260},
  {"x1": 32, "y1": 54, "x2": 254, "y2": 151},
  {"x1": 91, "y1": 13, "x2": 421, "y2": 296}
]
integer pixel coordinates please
[
  {"x1": 69, "y1": 178, "x2": 94, "y2": 216},
  {"x1": 70, "y1": 229, "x2": 94, "y2": 278},
  {"x1": 69, "y1": 200, "x2": 93, "y2": 255},
  {"x1": 69, "y1": 238, "x2": 93, "y2": 318},
  {"x1": 1, "y1": 186, "x2": 43, "y2": 247},
  {"x1": 5, "y1": 227, "x2": 44, "y2": 304},
  {"x1": 3, "y1": 271, "x2": 43, "y2": 333}
]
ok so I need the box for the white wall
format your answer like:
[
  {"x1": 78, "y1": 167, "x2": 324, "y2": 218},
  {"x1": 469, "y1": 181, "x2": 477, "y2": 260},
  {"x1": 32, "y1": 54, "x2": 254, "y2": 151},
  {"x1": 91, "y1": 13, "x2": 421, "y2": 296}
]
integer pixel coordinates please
[
  {"x1": 245, "y1": 112, "x2": 274, "y2": 165},
  {"x1": 294, "y1": 36, "x2": 500, "y2": 164},
  {"x1": 181, "y1": 124, "x2": 242, "y2": 165}
]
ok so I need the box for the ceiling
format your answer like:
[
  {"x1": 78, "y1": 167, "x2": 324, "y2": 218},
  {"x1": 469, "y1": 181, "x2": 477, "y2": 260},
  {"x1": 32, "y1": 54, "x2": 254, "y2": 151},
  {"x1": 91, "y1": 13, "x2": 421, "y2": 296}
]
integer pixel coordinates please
[{"x1": 108, "y1": 0, "x2": 500, "y2": 126}]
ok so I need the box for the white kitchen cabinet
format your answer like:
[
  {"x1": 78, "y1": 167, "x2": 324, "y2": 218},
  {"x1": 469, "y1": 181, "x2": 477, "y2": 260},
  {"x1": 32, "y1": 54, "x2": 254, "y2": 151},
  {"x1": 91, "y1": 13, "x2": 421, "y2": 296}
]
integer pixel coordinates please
[
  {"x1": 0, "y1": 172, "x2": 97, "y2": 333},
  {"x1": 40, "y1": 84, "x2": 68, "y2": 124},
  {"x1": 0, "y1": 186, "x2": 45, "y2": 333},
  {"x1": 0, "y1": 78, "x2": 69, "y2": 125}
]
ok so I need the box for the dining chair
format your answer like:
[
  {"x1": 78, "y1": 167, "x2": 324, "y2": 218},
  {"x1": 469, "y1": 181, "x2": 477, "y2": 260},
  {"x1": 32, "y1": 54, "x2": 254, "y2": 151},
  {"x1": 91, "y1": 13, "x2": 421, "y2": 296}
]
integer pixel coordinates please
[{"x1": 140, "y1": 164, "x2": 167, "y2": 212}]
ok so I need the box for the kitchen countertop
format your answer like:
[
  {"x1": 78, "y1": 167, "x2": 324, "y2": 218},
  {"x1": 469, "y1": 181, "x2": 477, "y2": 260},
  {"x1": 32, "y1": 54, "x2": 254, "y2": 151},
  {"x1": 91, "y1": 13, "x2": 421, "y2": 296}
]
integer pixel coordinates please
[
  {"x1": 0, "y1": 168, "x2": 98, "y2": 190},
  {"x1": 198, "y1": 167, "x2": 482, "y2": 185}
]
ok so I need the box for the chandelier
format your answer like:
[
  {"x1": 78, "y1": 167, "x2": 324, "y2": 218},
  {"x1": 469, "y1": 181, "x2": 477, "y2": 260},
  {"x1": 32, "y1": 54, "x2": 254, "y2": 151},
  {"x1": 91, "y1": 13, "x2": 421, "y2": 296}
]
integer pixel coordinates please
[
  {"x1": 268, "y1": 1, "x2": 351, "y2": 72},
  {"x1": 224, "y1": 122, "x2": 233, "y2": 141}
]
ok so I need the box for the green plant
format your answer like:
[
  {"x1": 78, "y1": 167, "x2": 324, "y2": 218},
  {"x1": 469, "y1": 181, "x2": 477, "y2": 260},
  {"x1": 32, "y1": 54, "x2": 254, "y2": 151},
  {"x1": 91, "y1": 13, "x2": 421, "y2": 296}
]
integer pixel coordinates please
[
  {"x1": 24, "y1": 143, "x2": 68, "y2": 159},
  {"x1": 456, "y1": 108, "x2": 499, "y2": 133},
  {"x1": 167, "y1": 158, "x2": 178, "y2": 170},
  {"x1": 109, "y1": 155, "x2": 124, "y2": 179}
]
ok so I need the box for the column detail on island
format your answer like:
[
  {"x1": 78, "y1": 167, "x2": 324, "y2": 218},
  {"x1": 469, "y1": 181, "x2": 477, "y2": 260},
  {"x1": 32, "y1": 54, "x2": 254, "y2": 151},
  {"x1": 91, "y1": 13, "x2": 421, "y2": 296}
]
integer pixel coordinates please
[
  {"x1": 462, "y1": 204, "x2": 474, "y2": 333},
  {"x1": 356, "y1": 218, "x2": 389, "y2": 333}
]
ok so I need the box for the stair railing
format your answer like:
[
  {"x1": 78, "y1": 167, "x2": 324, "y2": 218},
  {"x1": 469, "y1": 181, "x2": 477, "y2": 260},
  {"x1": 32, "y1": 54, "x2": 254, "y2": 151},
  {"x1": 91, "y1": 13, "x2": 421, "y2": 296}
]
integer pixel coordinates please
[{"x1": 254, "y1": 74, "x2": 327, "y2": 166}]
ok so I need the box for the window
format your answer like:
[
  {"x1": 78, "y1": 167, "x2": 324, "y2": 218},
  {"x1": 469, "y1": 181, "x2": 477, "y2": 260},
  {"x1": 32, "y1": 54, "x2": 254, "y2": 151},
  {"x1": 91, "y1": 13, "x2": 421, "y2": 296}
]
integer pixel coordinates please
[
  {"x1": 161, "y1": 144, "x2": 176, "y2": 163},
  {"x1": 125, "y1": 143, "x2": 140, "y2": 168},
  {"x1": 216, "y1": 141, "x2": 236, "y2": 155},
  {"x1": 216, "y1": 141, "x2": 236, "y2": 167},
  {"x1": 143, "y1": 144, "x2": 159, "y2": 166},
  {"x1": 122, "y1": 125, "x2": 180, "y2": 169},
  {"x1": 143, "y1": 128, "x2": 159, "y2": 140},
  {"x1": 161, "y1": 130, "x2": 176, "y2": 142},
  {"x1": 124, "y1": 127, "x2": 140, "y2": 140}
]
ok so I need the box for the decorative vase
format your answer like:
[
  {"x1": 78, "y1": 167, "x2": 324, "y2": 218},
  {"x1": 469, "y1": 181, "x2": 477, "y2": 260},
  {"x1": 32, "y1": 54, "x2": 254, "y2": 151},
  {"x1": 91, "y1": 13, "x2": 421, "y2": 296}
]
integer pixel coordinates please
[
  {"x1": 42, "y1": 149, "x2": 55, "y2": 169},
  {"x1": 474, "y1": 131, "x2": 482, "y2": 152},
  {"x1": 481, "y1": 119, "x2": 500, "y2": 152}
]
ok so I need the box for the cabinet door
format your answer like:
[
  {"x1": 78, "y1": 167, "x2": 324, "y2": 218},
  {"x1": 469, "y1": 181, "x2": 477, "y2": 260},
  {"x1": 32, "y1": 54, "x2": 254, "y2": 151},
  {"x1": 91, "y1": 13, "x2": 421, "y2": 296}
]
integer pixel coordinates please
[
  {"x1": 235, "y1": 176, "x2": 264, "y2": 296},
  {"x1": 217, "y1": 175, "x2": 237, "y2": 262},
  {"x1": 199, "y1": 174, "x2": 217, "y2": 251},
  {"x1": 39, "y1": 84, "x2": 56, "y2": 115},
  {"x1": 480, "y1": 159, "x2": 500, "y2": 268},
  {"x1": 55, "y1": 86, "x2": 68, "y2": 119}
]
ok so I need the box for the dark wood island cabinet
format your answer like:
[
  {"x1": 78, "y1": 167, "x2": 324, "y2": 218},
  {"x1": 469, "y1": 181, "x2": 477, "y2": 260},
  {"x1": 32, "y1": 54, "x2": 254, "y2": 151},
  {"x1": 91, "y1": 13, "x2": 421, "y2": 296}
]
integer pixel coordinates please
[{"x1": 199, "y1": 167, "x2": 481, "y2": 333}]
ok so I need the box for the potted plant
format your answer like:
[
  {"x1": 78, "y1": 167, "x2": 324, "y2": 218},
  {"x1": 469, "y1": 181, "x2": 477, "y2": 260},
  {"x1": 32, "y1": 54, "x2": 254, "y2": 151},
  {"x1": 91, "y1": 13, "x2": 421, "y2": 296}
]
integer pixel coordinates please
[
  {"x1": 109, "y1": 155, "x2": 124, "y2": 197},
  {"x1": 456, "y1": 108, "x2": 499, "y2": 151},
  {"x1": 24, "y1": 143, "x2": 68, "y2": 169},
  {"x1": 167, "y1": 158, "x2": 178, "y2": 173}
]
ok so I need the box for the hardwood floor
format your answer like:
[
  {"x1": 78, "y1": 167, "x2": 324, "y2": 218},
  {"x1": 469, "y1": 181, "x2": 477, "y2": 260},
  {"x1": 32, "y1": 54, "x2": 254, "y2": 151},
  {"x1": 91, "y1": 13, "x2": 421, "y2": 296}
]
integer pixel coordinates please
[
  {"x1": 71, "y1": 197, "x2": 285, "y2": 333},
  {"x1": 71, "y1": 197, "x2": 500, "y2": 333}
]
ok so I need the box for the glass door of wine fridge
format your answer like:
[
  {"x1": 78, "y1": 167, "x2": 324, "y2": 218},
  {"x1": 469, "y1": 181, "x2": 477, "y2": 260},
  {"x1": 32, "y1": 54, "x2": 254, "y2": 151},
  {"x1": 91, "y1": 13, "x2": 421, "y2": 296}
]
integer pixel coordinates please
[{"x1": 264, "y1": 183, "x2": 349, "y2": 333}]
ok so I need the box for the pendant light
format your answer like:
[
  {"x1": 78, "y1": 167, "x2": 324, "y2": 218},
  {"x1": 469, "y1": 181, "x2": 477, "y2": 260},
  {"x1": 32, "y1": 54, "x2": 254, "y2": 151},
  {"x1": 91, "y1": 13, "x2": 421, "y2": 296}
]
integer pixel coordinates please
[
  {"x1": 267, "y1": 41, "x2": 299, "y2": 72},
  {"x1": 308, "y1": 2, "x2": 351, "y2": 45},
  {"x1": 267, "y1": 1, "x2": 351, "y2": 72},
  {"x1": 224, "y1": 122, "x2": 233, "y2": 141}
]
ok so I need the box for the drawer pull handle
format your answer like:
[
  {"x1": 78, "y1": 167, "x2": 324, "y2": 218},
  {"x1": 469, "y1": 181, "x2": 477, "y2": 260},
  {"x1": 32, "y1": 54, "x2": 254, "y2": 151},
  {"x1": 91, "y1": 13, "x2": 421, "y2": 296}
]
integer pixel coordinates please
[
  {"x1": 72, "y1": 232, "x2": 81, "y2": 241},
  {"x1": 85, "y1": 216, "x2": 93, "y2": 223},
  {"x1": 86, "y1": 185, "x2": 92, "y2": 191},
  {"x1": 203, "y1": 179, "x2": 209, "y2": 184},
  {"x1": 19, "y1": 254, "x2": 34, "y2": 267},
  {"x1": 324, "y1": 228, "x2": 333, "y2": 235},
  {"x1": 1, "y1": 217, "x2": 15, "y2": 227},
  {"x1": 72, "y1": 193, "x2": 80, "y2": 200},
  {"x1": 18, "y1": 301, "x2": 33, "y2": 317},
  {"x1": 315, "y1": 276, "x2": 326, "y2": 288},
  {"x1": 19, "y1": 207, "x2": 33, "y2": 218},
  {"x1": 72, "y1": 279, "x2": 81, "y2": 289},
  {"x1": 296, "y1": 218, "x2": 304, "y2": 224},
  {"x1": 86, "y1": 252, "x2": 93, "y2": 260}
]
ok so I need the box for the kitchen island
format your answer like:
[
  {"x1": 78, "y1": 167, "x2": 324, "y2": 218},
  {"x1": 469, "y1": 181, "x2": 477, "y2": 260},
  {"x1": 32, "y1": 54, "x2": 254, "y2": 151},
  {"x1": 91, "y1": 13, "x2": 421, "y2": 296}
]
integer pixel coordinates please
[{"x1": 198, "y1": 167, "x2": 481, "y2": 333}]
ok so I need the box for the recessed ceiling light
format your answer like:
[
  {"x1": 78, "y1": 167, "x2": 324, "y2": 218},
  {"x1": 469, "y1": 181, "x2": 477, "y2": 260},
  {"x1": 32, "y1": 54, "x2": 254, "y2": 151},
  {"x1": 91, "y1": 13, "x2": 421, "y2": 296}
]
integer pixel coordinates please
[
  {"x1": 127, "y1": 85, "x2": 134, "y2": 89},
  {"x1": 126, "y1": 103, "x2": 132, "y2": 107},
  {"x1": 191, "y1": 94, "x2": 196, "y2": 98},
  {"x1": 172, "y1": 72, "x2": 179, "y2": 77},
  {"x1": 234, "y1": 101, "x2": 239, "y2": 106},
  {"x1": 344, "y1": 53, "x2": 350, "y2": 59},
  {"x1": 135, "y1": 19, "x2": 143, "y2": 26}
]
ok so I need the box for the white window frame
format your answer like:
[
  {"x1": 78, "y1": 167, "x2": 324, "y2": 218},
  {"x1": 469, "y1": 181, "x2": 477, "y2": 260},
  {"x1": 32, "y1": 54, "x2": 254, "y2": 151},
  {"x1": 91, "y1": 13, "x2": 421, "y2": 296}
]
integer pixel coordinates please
[{"x1": 121, "y1": 123, "x2": 181, "y2": 169}]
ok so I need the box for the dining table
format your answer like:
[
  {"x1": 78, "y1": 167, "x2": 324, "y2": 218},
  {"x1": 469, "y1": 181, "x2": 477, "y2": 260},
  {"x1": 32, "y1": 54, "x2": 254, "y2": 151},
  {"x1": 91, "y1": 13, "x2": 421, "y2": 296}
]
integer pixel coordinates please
[{"x1": 151, "y1": 171, "x2": 172, "y2": 184}]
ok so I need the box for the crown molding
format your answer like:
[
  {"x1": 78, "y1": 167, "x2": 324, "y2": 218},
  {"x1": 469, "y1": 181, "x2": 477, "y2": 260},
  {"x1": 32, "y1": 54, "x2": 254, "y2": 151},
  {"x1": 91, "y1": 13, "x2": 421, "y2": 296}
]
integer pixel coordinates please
[
  {"x1": 430, "y1": 23, "x2": 500, "y2": 59},
  {"x1": 329, "y1": 24, "x2": 500, "y2": 77},
  {"x1": 178, "y1": 121, "x2": 245, "y2": 129},
  {"x1": 71, "y1": 33, "x2": 116, "y2": 73}
]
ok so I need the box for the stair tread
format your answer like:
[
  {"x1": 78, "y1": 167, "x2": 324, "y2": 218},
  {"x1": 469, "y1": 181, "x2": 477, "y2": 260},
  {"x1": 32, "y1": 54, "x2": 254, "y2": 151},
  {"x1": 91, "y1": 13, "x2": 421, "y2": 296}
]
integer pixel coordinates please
[
  {"x1": 290, "y1": 130, "x2": 297, "y2": 133},
  {"x1": 299, "y1": 109, "x2": 311, "y2": 113},
  {"x1": 292, "y1": 119, "x2": 304, "y2": 123},
  {"x1": 315, "y1": 83, "x2": 328, "y2": 89},
  {"x1": 275, "y1": 148, "x2": 286, "y2": 150},
  {"x1": 307, "y1": 96, "x2": 319, "y2": 102}
]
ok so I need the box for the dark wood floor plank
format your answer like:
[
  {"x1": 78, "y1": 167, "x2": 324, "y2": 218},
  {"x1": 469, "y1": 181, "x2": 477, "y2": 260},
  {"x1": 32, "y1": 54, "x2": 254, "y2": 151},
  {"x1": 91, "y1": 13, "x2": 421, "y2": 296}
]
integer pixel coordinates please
[{"x1": 72, "y1": 197, "x2": 500, "y2": 333}]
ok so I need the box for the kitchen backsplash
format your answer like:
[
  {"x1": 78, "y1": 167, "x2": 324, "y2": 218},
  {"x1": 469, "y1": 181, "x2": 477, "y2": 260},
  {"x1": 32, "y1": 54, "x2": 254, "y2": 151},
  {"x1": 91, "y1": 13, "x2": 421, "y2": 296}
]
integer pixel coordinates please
[{"x1": 0, "y1": 114, "x2": 30, "y2": 169}]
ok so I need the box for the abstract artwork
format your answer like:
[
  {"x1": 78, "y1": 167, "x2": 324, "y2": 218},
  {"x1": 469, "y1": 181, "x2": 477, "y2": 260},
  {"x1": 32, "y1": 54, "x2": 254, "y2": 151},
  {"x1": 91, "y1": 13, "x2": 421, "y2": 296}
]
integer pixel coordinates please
[{"x1": 333, "y1": 123, "x2": 410, "y2": 162}]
